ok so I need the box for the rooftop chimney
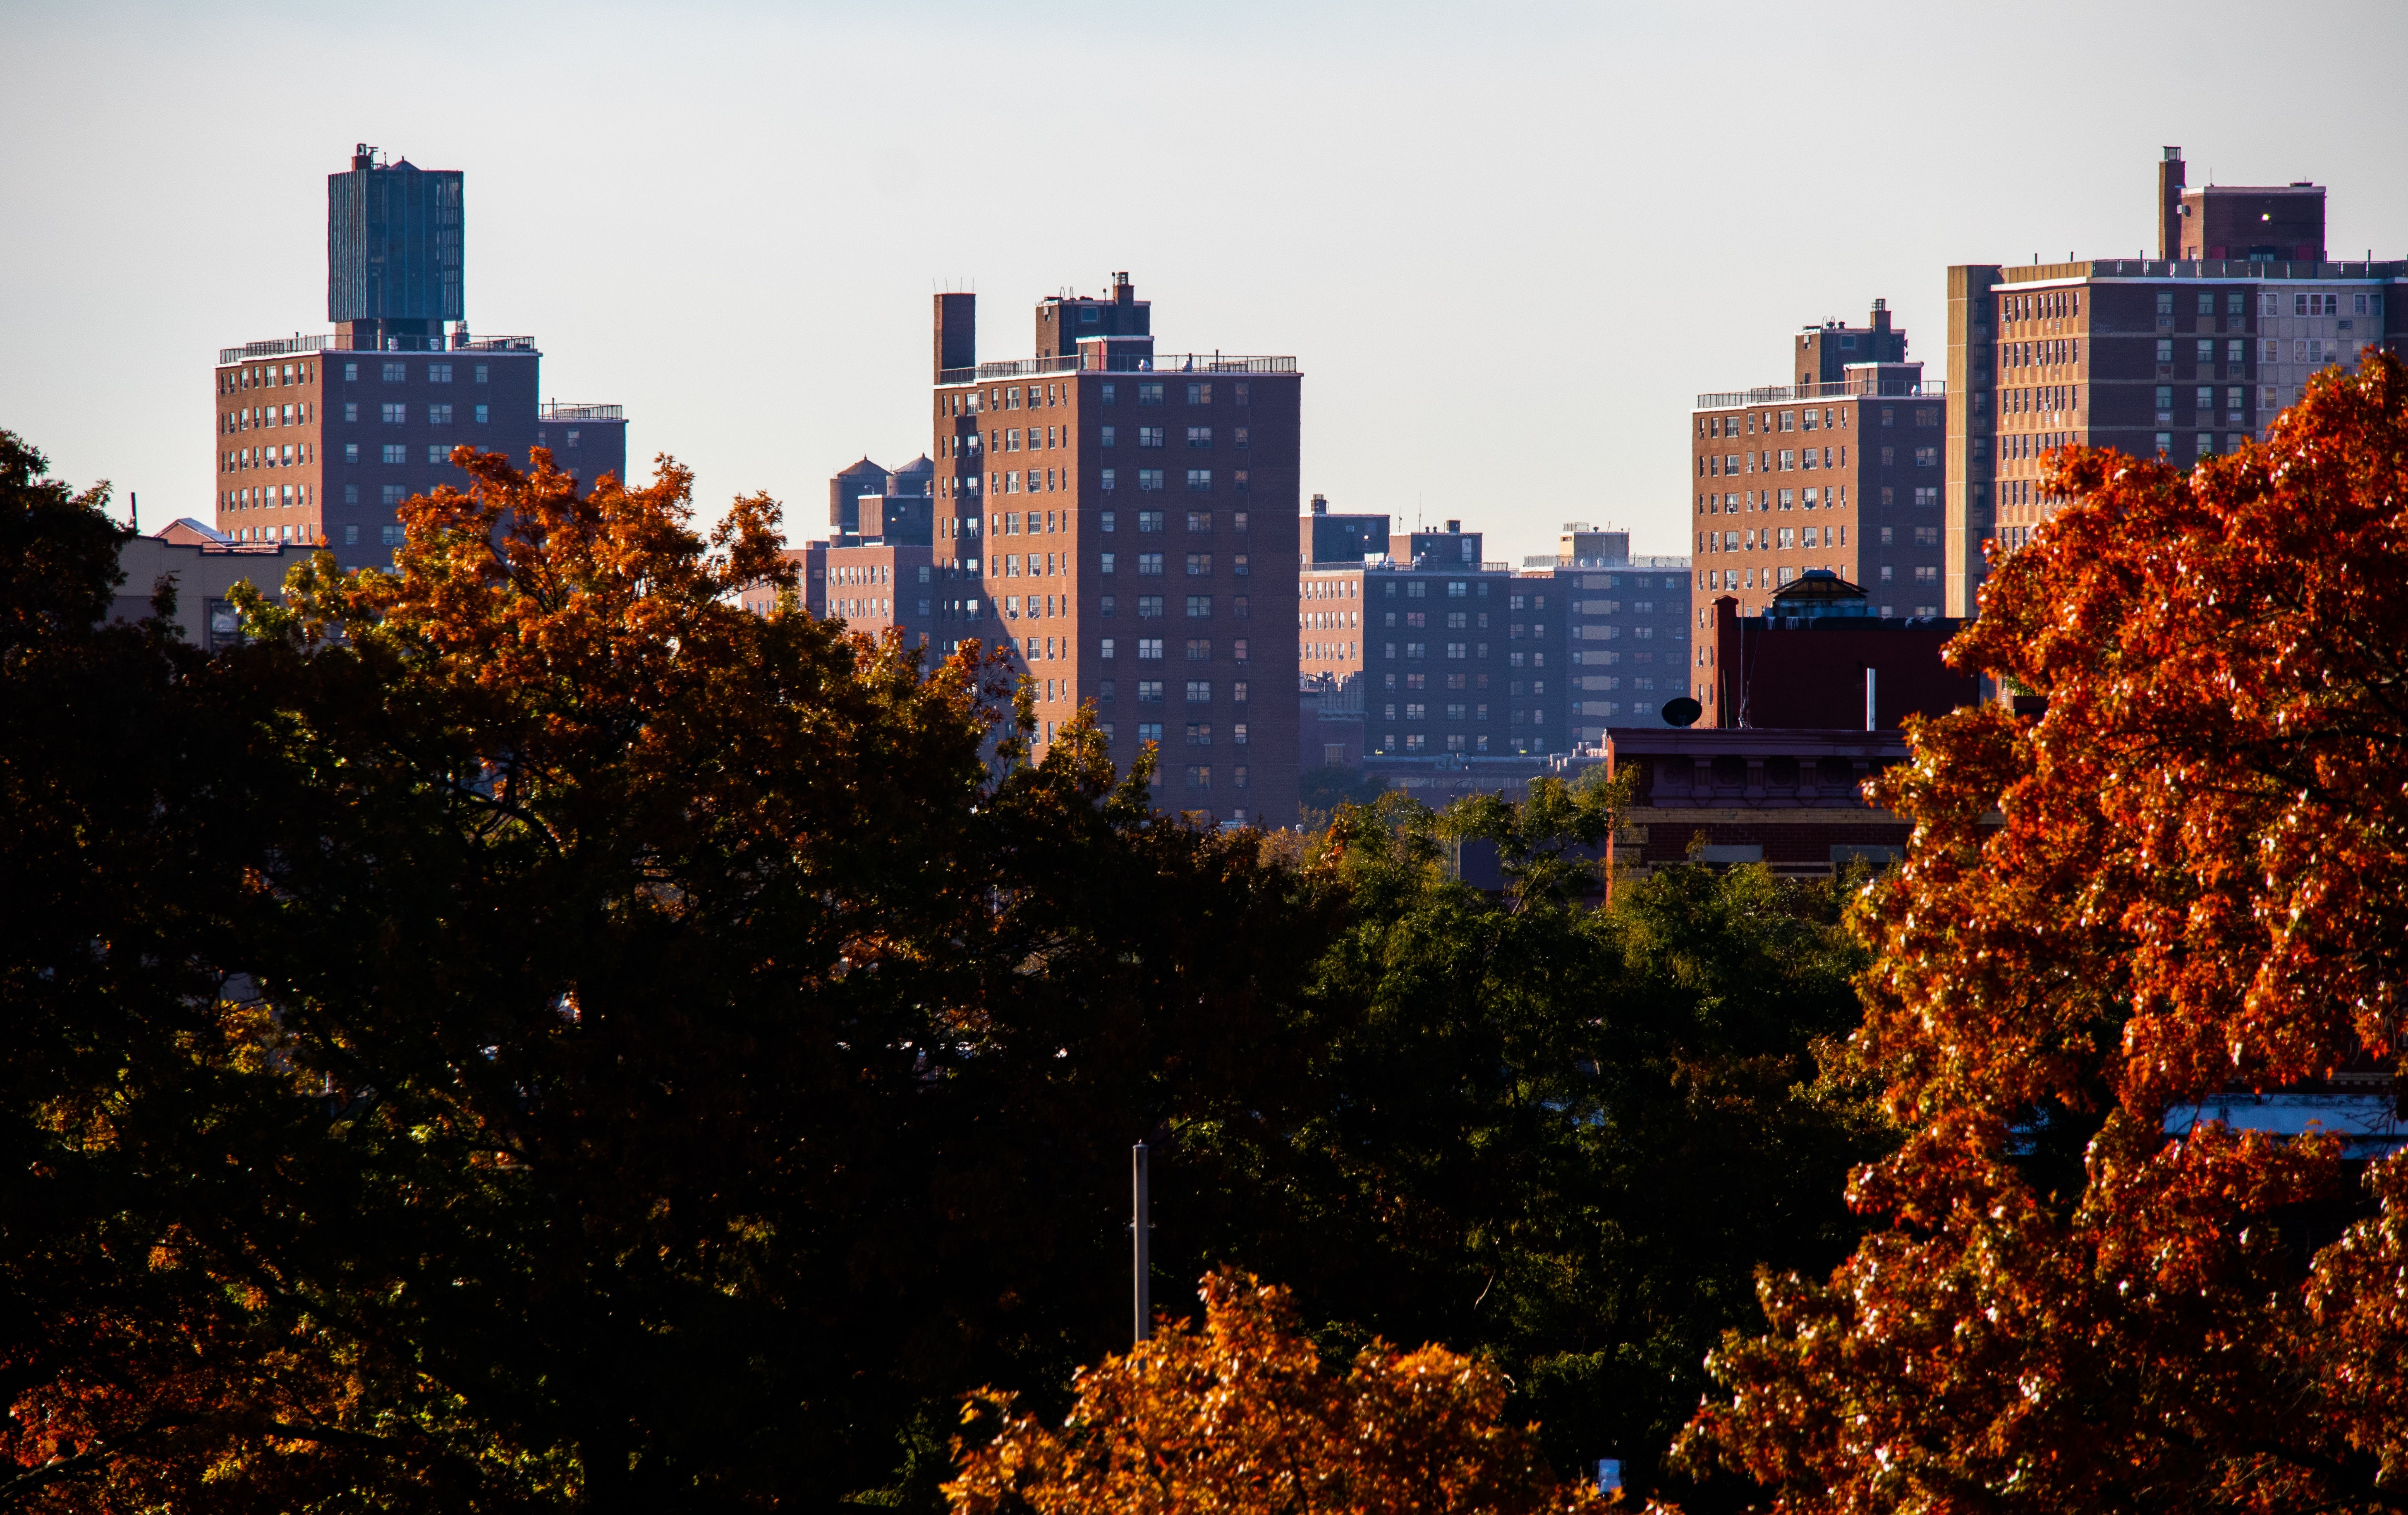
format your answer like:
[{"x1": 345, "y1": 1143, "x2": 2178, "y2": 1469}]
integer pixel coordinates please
[
  {"x1": 1311, "y1": 494, "x2": 1327, "y2": 515},
  {"x1": 1444, "y1": 519, "x2": 1461, "y2": 533},
  {"x1": 1113, "y1": 272, "x2": 1134, "y2": 307},
  {"x1": 2159, "y1": 147, "x2": 2186, "y2": 259},
  {"x1": 1870, "y1": 297, "x2": 1891, "y2": 333}
]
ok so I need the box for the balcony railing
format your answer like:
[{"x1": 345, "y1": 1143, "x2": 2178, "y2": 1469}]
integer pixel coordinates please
[
  {"x1": 937, "y1": 352, "x2": 1298, "y2": 386},
  {"x1": 1694, "y1": 378, "x2": 1946, "y2": 410},
  {"x1": 218, "y1": 331, "x2": 539, "y2": 364},
  {"x1": 539, "y1": 402, "x2": 624, "y2": 421}
]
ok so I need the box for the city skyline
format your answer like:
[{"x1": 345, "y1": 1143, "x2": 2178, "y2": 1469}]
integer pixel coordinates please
[{"x1": 5, "y1": 0, "x2": 2405, "y2": 568}]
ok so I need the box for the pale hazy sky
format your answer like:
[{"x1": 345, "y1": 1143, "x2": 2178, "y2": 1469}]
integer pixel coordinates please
[{"x1": 6, "y1": 0, "x2": 2404, "y2": 563}]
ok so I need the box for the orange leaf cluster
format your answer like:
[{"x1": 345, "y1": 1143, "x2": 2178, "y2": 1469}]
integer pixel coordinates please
[
  {"x1": 947, "y1": 1272, "x2": 1610, "y2": 1515},
  {"x1": 1678, "y1": 355, "x2": 2408, "y2": 1512}
]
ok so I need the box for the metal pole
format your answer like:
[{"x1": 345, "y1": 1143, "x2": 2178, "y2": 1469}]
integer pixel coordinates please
[{"x1": 1132, "y1": 1141, "x2": 1151, "y2": 1344}]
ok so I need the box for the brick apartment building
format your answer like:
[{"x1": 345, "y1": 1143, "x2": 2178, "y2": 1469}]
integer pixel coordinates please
[
  {"x1": 918, "y1": 277, "x2": 1302, "y2": 827},
  {"x1": 1690, "y1": 300, "x2": 1949, "y2": 641},
  {"x1": 1517, "y1": 525, "x2": 1691, "y2": 741},
  {"x1": 1298, "y1": 512, "x2": 1565, "y2": 760},
  {"x1": 211, "y1": 145, "x2": 624, "y2": 566},
  {"x1": 1944, "y1": 147, "x2": 2408, "y2": 615}
]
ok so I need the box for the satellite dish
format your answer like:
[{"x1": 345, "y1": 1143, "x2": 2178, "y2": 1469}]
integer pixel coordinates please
[{"x1": 1661, "y1": 697, "x2": 1703, "y2": 728}]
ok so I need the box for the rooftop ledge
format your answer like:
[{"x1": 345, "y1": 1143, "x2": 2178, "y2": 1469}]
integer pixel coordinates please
[
  {"x1": 1695, "y1": 378, "x2": 1945, "y2": 410},
  {"x1": 938, "y1": 352, "x2": 1296, "y2": 385},
  {"x1": 1997, "y1": 256, "x2": 2406, "y2": 285},
  {"x1": 218, "y1": 332, "x2": 539, "y2": 365}
]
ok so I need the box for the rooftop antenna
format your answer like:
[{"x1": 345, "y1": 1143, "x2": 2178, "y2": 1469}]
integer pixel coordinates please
[{"x1": 129, "y1": 491, "x2": 138, "y2": 532}]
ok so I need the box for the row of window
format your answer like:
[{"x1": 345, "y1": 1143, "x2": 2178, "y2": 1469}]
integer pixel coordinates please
[
  {"x1": 1098, "y1": 510, "x2": 1244, "y2": 533},
  {"x1": 1702, "y1": 525, "x2": 1850, "y2": 552},
  {"x1": 1079, "y1": 721, "x2": 1249, "y2": 747},
  {"x1": 223, "y1": 403, "x2": 311, "y2": 431},
  {"x1": 224, "y1": 443, "x2": 311, "y2": 470},
  {"x1": 1696, "y1": 485, "x2": 1871, "y2": 513},
  {"x1": 1091, "y1": 678, "x2": 1237, "y2": 702},
  {"x1": 1097, "y1": 426, "x2": 1249, "y2": 449},
  {"x1": 1699, "y1": 405, "x2": 1940, "y2": 440},
  {"x1": 224, "y1": 361, "x2": 314, "y2": 391},
  {"x1": 1096, "y1": 594, "x2": 1248, "y2": 618},
  {"x1": 1099, "y1": 639, "x2": 1250, "y2": 663},
  {"x1": 1379, "y1": 733, "x2": 1551, "y2": 754},
  {"x1": 1096, "y1": 468, "x2": 1244, "y2": 492},
  {"x1": 1700, "y1": 445, "x2": 1865, "y2": 476},
  {"x1": 1377, "y1": 641, "x2": 1547, "y2": 665},
  {"x1": 1098, "y1": 552, "x2": 1244, "y2": 576},
  {"x1": 941, "y1": 379, "x2": 1253, "y2": 416}
]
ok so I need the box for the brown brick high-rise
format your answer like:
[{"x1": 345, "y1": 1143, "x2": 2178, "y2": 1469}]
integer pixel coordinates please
[{"x1": 924, "y1": 276, "x2": 1302, "y2": 828}]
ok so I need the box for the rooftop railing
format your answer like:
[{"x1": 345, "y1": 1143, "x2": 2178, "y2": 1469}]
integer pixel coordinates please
[
  {"x1": 539, "y1": 402, "x2": 624, "y2": 421},
  {"x1": 1695, "y1": 378, "x2": 1946, "y2": 410},
  {"x1": 2001, "y1": 256, "x2": 2406, "y2": 285},
  {"x1": 937, "y1": 352, "x2": 1297, "y2": 385},
  {"x1": 219, "y1": 334, "x2": 333, "y2": 364},
  {"x1": 218, "y1": 331, "x2": 539, "y2": 364},
  {"x1": 1524, "y1": 554, "x2": 1693, "y2": 570}
]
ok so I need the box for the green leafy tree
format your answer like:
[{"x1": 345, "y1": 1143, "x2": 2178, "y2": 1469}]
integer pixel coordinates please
[
  {"x1": 1161, "y1": 790, "x2": 1887, "y2": 1507},
  {"x1": 1, "y1": 443, "x2": 1340, "y2": 1512}
]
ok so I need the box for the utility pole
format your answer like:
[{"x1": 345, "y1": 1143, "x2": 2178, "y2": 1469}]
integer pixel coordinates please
[{"x1": 1132, "y1": 1141, "x2": 1151, "y2": 1344}]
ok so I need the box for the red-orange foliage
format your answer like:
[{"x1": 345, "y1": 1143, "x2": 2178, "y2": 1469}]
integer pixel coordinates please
[
  {"x1": 946, "y1": 1273, "x2": 1610, "y2": 1515},
  {"x1": 1678, "y1": 355, "x2": 2408, "y2": 1512}
]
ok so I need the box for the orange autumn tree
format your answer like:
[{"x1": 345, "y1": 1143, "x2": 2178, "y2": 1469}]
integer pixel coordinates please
[
  {"x1": 1677, "y1": 354, "x2": 2408, "y2": 1512},
  {"x1": 947, "y1": 1272, "x2": 1611, "y2": 1515}
]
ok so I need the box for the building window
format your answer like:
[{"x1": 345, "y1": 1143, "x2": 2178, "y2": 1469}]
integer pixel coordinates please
[
  {"x1": 381, "y1": 443, "x2": 407, "y2": 464},
  {"x1": 1138, "y1": 383, "x2": 1163, "y2": 405},
  {"x1": 1185, "y1": 764, "x2": 1211, "y2": 790},
  {"x1": 1187, "y1": 595, "x2": 1211, "y2": 617},
  {"x1": 1101, "y1": 551, "x2": 1117, "y2": 575},
  {"x1": 1138, "y1": 595, "x2": 1163, "y2": 619},
  {"x1": 344, "y1": 443, "x2": 361, "y2": 464},
  {"x1": 381, "y1": 525, "x2": 405, "y2": 545},
  {"x1": 1185, "y1": 639, "x2": 1211, "y2": 662},
  {"x1": 428, "y1": 363, "x2": 452, "y2": 383},
  {"x1": 1187, "y1": 427, "x2": 1212, "y2": 448},
  {"x1": 1186, "y1": 722, "x2": 1212, "y2": 746},
  {"x1": 473, "y1": 365, "x2": 488, "y2": 384},
  {"x1": 1139, "y1": 427, "x2": 1164, "y2": 448},
  {"x1": 1138, "y1": 553, "x2": 1164, "y2": 577},
  {"x1": 1915, "y1": 448, "x2": 1937, "y2": 467},
  {"x1": 381, "y1": 362, "x2": 406, "y2": 382},
  {"x1": 1186, "y1": 383, "x2": 1211, "y2": 405},
  {"x1": 1186, "y1": 679, "x2": 1212, "y2": 702},
  {"x1": 1101, "y1": 425, "x2": 1116, "y2": 447},
  {"x1": 1138, "y1": 680, "x2": 1164, "y2": 702},
  {"x1": 1186, "y1": 469, "x2": 1212, "y2": 491},
  {"x1": 1101, "y1": 638, "x2": 1117, "y2": 660},
  {"x1": 1139, "y1": 470, "x2": 1165, "y2": 492},
  {"x1": 1101, "y1": 381, "x2": 1118, "y2": 403},
  {"x1": 1137, "y1": 722, "x2": 1162, "y2": 744},
  {"x1": 382, "y1": 403, "x2": 407, "y2": 424},
  {"x1": 1186, "y1": 553, "x2": 1211, "y2": 576}
]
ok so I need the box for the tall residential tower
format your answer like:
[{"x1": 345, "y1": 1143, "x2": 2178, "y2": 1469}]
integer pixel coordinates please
[
  {"x1": 1943, "y1": 147, "x2": 2408, "y2": 614},
  {"x1": 212, "y1": 146, "x2": 625, "y2": 565},
  {"x1": 925, "y1": 277, "x2": 1303, "y2": 827}
]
